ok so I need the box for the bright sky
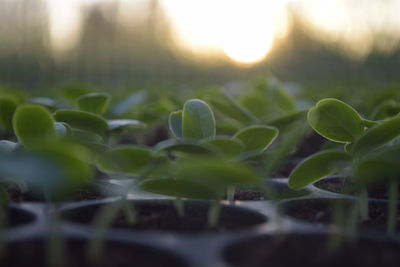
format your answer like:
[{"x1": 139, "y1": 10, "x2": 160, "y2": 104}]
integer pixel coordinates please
[{"x1": 45, "y1": 0, "x2": 400, "y2": 64}]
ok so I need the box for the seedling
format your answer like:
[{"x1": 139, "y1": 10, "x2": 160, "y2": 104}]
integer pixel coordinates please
[
  {"x1": 76, "y1": 93, "x2": 110, "y2": 115},
  {"x1": 289, "y1": 98, "x2": 400, "y2": 233},
  {"x1": 158, "y1": 99, "x2": 277, "y2": 202}
]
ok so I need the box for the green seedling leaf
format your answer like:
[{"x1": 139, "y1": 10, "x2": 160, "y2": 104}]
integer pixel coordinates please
[
  {"x1": 208, "y1": 93, "x2": 256, "y2": 124},
  {"x1": 54, "y1": 122, "x2": 72, "y2": 137},
  {"x1": 71, "y1": 128, "x2": 104, "y2": 143},
  {"x1": 308, "y1": 98, "x2": 364, "y2": 143},
  {"x1": 13, "y1": 105, "x2": 57, "y2": 148},
  {"x1": 352, "y1": 116, "x2": 400, "y2": 158},
  {"x1": 0, "y1": 140, "x2": 18, "y2": 153},
  {"x1": 176, "y1": 159, "x2": 260, "y2": 188},
  {"x1": 62, "y1": 84, "x2": 93, "y2": 102},
  {"x1": 54, "y1": 109, "x2": 108, "y2": 134},
  {"x1": 370, "y1": 99, "x2": 400, "y2": 120},
  {"x1": 111, "y1": 90, "x2": 147, "y2": 116},
  {"x1": 168, "y1": 110, "x2": 183, "y2": 138},
  {"x1": 155, "y1": 139, "x2": 215, "y2": 155},
  {"x1": 233, "y1": 125, "x2": 278, "y2": 153},
  {"x1": 76, "y1": 93, "x2": 110, "y2": 115},
  {"x1": 182, "y1": 99, "x2": 216, "y2": 139},
  {"x1": 96, "y1": 146, "x2": 155, "y2": 175},
  {"x1": 354, "y1": 144, "x2": 400, "y2": 185},
  {"x1": 268, "y1": 110, "x2": 307, "y2": 130},
  {"x1": 288, "y1": 151, "x2": 351, "y2": 189},
  {"x1": 107, "y1": 119, "x2": 146, "y2": 132},
  {"x1": 140, "y1": 178, "x2": 220, "y2": 199},
  {"x1": 200, "y1": 137, "x2": 244, "y2": 157},
  {"x1": 0, "y1": 96, "x2": 18, "y2": 131},
  {"x1": 39, "y1": 141, "x2": 93, "y2": 193}
]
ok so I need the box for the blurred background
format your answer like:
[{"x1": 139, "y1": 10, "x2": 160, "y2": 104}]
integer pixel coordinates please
[{"x1": 1, "y1": 0, "x2": 400, "y2": 89}]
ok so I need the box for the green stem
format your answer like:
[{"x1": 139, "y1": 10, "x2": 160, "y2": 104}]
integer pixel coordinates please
[
  {"x1": 387, "y1": 179, "x2": 398, "y2": 234},
  {"x1": 47, "y1": 204, "x2": 65, "y2": 267},
  {"x1": 87, "y1": 201, "x2": 123, "y2": 263},
  {"x1": 359, "y1": 188, "x2": 369, "y2": 221},
  {"x1": 227, "y1": 185, "x2": 235, "y2": 204},
  {"x1": 122, "y1": 196, "x2": 136, "y2": 225},
  {"x1": 207, "y1": 200, "x2": 221, "y2": 228},
  {"x1": 175, "y1": 197, "x2": 185, "y2": 217}
]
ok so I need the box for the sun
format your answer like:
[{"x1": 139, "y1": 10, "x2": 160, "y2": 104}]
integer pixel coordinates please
[{"x1": 161, "y1": 0, "x2": 288, "y2": 64}]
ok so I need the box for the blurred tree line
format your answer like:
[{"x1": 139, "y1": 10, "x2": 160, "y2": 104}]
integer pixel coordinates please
[{"x1": 0, "y1": 0, "x2": 399, "y2": 89}]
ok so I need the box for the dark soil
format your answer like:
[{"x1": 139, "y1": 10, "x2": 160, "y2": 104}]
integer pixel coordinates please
[
  {"x1": 282, "y1": 198, "x2": 400, "y2": 232},
  {"x1": 224, "y1": 233, "x2": 400, "y2": 267},
  {"x1": 293, "y1": 132, "x2": 326, "y2": 158},
  {"x1": 62, "y1": 200, "x2": 267, "y2": 233},
  {"x1": 314, "y1": 177, "x2": 400, "y2": 200},
  {"x1": 233, "y1": 189, "x2": 265, "y2": 201},
  {"x1": 230, "y1": 181, "x2": 310, "y2": 201},
  {"x1": 7, "y1": 185, "x2": 104, "y2": 203},
  {"x1": 2, "y1": 238, "x2": 189, "y2": 267}
]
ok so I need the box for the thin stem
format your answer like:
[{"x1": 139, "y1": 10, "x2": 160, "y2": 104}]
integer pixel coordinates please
[
  {"x1": 387, "y1": 179, "x2": 398, "y2": 234},
  {"x1": 227, "y1": 185, "x2": 235, "y2": 204},
  {"x1": 47, "y1": 205, "x2": 65, "y2": 267},
  {"x1": 359, "y1": 188, "x2": 369, "y2": 221},
  {"x1": 87, "y1": 202, "x2": 123, "y2": 263},
  {"x1": 122, "y1": 196, "x2": 136, "y2": 225},
  {"x1": 207, "y1": 200, "x2": 221, "y2": 228},
  {"x1": 174, "y1": 197, "x2": 185, "y2": 217}
]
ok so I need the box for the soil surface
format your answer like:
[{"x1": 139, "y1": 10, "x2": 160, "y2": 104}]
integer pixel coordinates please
[
  {"x1": 315, "y1": 177, "x2": 400, "y2": 200},
  {"x1": 283, "y1": 198, "x2": 400, "y2": 232},
  {"x1": 233, "y1": 189, "x2": 265, "y2": 201},
  {"x1": 2, "y1": 239, "x2": 188, "y2": 267},
  {"x1": 224, "y1": 233, "x2": 400, "y2": 267},
  {"x1": 7, "y1": 185, "x2": 105, "y2": 202},
  {"x1": 62, "y1": 200, "x2": 267, "y2": 233}
]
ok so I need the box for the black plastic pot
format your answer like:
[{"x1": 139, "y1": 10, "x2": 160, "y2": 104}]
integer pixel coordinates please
[{"x1": 1, "y1": 178, "x2": 399, "y2": 267}]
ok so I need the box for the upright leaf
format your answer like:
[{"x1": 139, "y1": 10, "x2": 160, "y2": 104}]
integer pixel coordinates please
[
  {"x1": 76, "y1": 93, "x2": 110, "y2": 115},
  {"x1": 308, "y1": 98, "x2": 364, "y2": 143},
  {"x1": 182, "y1": 99, "x2": 216, "y2": 139},
  {"x1": 352, "y1": 116, "x2": 400, "y2": 158},
  {"x1": 233, "y1": 125, "x2": 278, "y2": 153},
  {"x1": 168, "y1": 110, "x2": 183, "y2": 138},
  {"x1": 288, "y1": 151, "x2": 351, "y2": 189},
  {"x1": 13, "y1": 105, "x2": 56, "y2": 148}
]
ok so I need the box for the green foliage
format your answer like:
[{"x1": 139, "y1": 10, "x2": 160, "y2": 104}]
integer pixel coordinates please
[
  {"x1": 233, "y1": 125, "x2": 278, "y2": 153},
  {"x1": 142, "y1": 158, "x2": 260, "y2": 199},
  {"x1": 76, "y1": 93, "x2": 110, "y2": 115},
  {"x1": 13, "y1": 105, "x2": 57, "y2": 149},
  {"x1": 288, "y1": 151, "x2": 351, "y2": 189},
  {"x1": 0, "y1": 96, "x2": 18, "y2": 131},
  {"x1": 351, "y1": 116, "x2": 400, "y2": 158},
  {"x1": 182, "y1": 99, "x2": 216, "y2": 139},
  {"x1": 96, "y1": 146, "x2": 156, "y2": 175},
  {"x1": 168, "y1": 110, "x2": 183, "y2": 138},
  {"x1": 354, "y1": 144, "x2": 400, "y2": 185},
  {"x1": 156, "y1": 139, "x2": 214, "y2": 155},
  {"x1": 54, "y1": 109, "x2": 109, "y2": 134},
  {"x1": 308, "y1": 98, "x2": 364, "y2": 143},
  {"x1": 200, "y1": 137, "x2": 244, "y2": 157},
  {"x1": 107, "y1": 119, "x2": 146, "y2": 132}
]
